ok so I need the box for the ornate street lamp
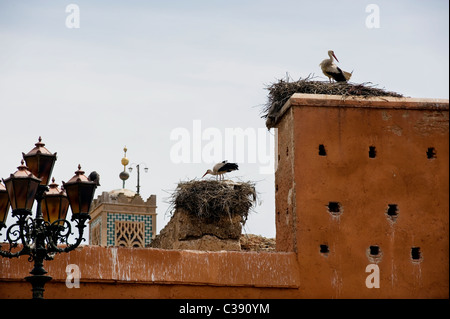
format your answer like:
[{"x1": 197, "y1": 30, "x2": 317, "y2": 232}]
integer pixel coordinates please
[
  {"x1": 42, "y1": 178, "x2": 70, "y2": 226},
  {"x1": 0, "y1": 137, "x2": 97, "y2": 299},
  {"x1": 63, "y1": 164, "x2": 97, "y2": 216},
  {"x1": 3, "y1": 160, "x2": 41, "y2": 216},
  {"x1": 22, "y1": 136, "x2": 57, "y2": 186},
  {"x1": 128, "y1": 162, "x2": 148, "y2": 195}
]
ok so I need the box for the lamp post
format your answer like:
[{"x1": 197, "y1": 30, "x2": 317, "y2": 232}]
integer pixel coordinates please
[
  {"x1": 128, "y1": 162, "x2": 148, "y2": 195},
  {"x1": 0, "y1": 137, "x2": 97, "y2": 299}
]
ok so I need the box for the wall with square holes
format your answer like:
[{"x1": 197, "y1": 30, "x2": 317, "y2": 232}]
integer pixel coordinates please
[
  {"x1": 1, "y1": 95, "x2": 447, "y2": 300},
  {"x1": 274, "y1": 94, "x2": 449, "y2": 298}
]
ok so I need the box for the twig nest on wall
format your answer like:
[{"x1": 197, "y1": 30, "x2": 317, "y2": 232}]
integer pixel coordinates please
[
  {"x1": 263, "y1": 75, "x2": 404, "y2": 129},
  {"x1": 169, "y1": 180, "x2": 257, "y2": 225}
]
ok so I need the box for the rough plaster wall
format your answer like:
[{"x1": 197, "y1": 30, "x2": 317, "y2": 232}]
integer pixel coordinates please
[
  {"x1": 0, "y1": 246, "x2": 300, "y2": 298},
  {"x1": 150, "y1": 209, "x2": 242, "y2": 251},
  {"x1": 275, "y1": 108, "x2": 297, "y2": 252},
  {"x1": 290, "y1": 104, "x2": 448, "y2": 298}
]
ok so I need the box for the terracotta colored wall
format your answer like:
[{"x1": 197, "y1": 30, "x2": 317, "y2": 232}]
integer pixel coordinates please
[
  {"x1": 0, "y1": 245, "x2": 299, "y2": 299},
  {"x1": 1, "y1": 94, "x2": 448, "y2": 299},
  {"x1": 275, "y1": 94, "x2": 449, "y2": 298}
]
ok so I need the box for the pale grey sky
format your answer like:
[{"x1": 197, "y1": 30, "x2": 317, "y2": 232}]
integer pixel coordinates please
[{"x1": 0, "y1": 0, "x2": 448, "y2": 240}]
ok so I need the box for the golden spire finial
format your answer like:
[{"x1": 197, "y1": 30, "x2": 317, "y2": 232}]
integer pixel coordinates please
[
  {"x1": 119, "y1": 146, "x2": 130, "y2": 188},
  {"x1": 121, "y1": 146, "x2": 129, "y2": 167}
]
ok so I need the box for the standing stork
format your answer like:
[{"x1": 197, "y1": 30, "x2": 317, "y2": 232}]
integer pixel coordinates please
[
  {"x1": 202, "y1": 161, "x2": 239, "y2": 181},
  {"x1": 320, "y1": 50, "x2": 353, "y2": 83}
]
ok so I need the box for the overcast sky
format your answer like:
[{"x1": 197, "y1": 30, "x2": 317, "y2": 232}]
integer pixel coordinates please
[{"x1": 0, "y1": 0, "x2": 448, "y2": 240}]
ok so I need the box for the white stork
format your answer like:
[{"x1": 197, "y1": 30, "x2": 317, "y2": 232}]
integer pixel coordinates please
[
  {"x1": 320, "y1": 50, "x2": 353, "y2": 83},
  {"x1": 202, "y1": 161, "x2": 239, "y2": 181}
]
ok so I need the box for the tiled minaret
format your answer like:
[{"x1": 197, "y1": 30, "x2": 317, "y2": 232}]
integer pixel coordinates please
[{"x1": 88, "y1": 147, "x2": 156, "y2": 247}]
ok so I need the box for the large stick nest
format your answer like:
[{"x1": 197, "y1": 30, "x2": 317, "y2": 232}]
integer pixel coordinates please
[
  {"x1": 263, "y1": 75, "x2": 403, "y2": 129},
  {"x1": 169, "y1": 180, "x2": 257, "y2": 224}
]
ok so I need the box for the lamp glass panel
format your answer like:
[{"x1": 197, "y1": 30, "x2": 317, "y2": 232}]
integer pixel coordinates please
[
  {"x1": 66, "y1": 185, "x2": 80, "y2": 214},
  {"x1": 79, "y1": 184, "x2": 95, "y2": 213},
  {"x1": 39, "y1": 156, "x2": 56, "y2": 185},
  {"x1": 59, "y1": 196, "x2": 70, "y2": 223},
  {"x1": 24, "y1": 157, "x2": 38, "y2": 179},
  {"x1": 13, "y1": 179, "x2": 29, "y2": 210},
  {"x1": 24, "y1": 155, "x2": 55, "y2": 186},
  {"x1": 42, "y1": 197, "x2": 58, "y2": 224},
  {"x1": 26, "y1": 180, "x2": 39, "y2": 210},
  {"x1": 0, "y1": 192, "x2": 9, "y2": 224}
]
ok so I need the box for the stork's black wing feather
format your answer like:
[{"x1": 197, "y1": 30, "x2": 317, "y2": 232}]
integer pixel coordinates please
[
  {"x1": 325, "y1": 67, "x2": 347, "y2": 82},
  {"x1": 218, "y1": 162, "x2": 239, "y2": 173}
]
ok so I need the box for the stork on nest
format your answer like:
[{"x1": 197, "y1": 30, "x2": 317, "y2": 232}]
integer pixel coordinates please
[
  {"x1": 168, "y1": 180, "x2": 257, "y2": 224},
  {"x1": 202, "y1": 161, "x2": 239, "y2": 181},
  {"x1": 262, "y1": 75, "x2": 403, "y2": 129},
  {"x1": 320, "y1": 50, "x2": 353, "y2": 83}
]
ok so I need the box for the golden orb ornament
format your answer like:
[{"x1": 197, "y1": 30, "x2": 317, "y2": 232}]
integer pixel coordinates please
[{"x1": 121, "y1": 146, "x2": 129, "y2": 166}]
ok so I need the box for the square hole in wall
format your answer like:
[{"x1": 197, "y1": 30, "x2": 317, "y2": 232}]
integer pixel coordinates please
[
  {"x1": 319, "y1": 144, "x2": 327, "y2": 156},
  {"x1": 369, "y1": 245, "x2": 380, "y2": 256},
  {"x1": 327, "y1": 202, "x2": 342, "y2": 215},
  {"x1": 367, "y1": 245, "x2": 383, "y2": 262},
  {"x1": 411, "y1": 247, "x2": 422, "y2": 261},
  {"x1": 369, "y1": 146, "x2": 377, "y2": 158},
  {"x1": 320, "y1": 244, "x2": 329, "y2": 254},
  {"x1": 386, "y1": 204, "x2": 399, "y2": 219},
  {"x1": 426, "y1": 147, "x2": 436, "y2": 159}
]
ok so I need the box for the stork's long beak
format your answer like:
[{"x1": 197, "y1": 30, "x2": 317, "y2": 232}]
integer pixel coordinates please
[
  {"x1": 202, "y1": 171, "x2": 208, "y2": 178},
  {"x1": 332, "y1": 53, "x2": 339, "y2": 63}
]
